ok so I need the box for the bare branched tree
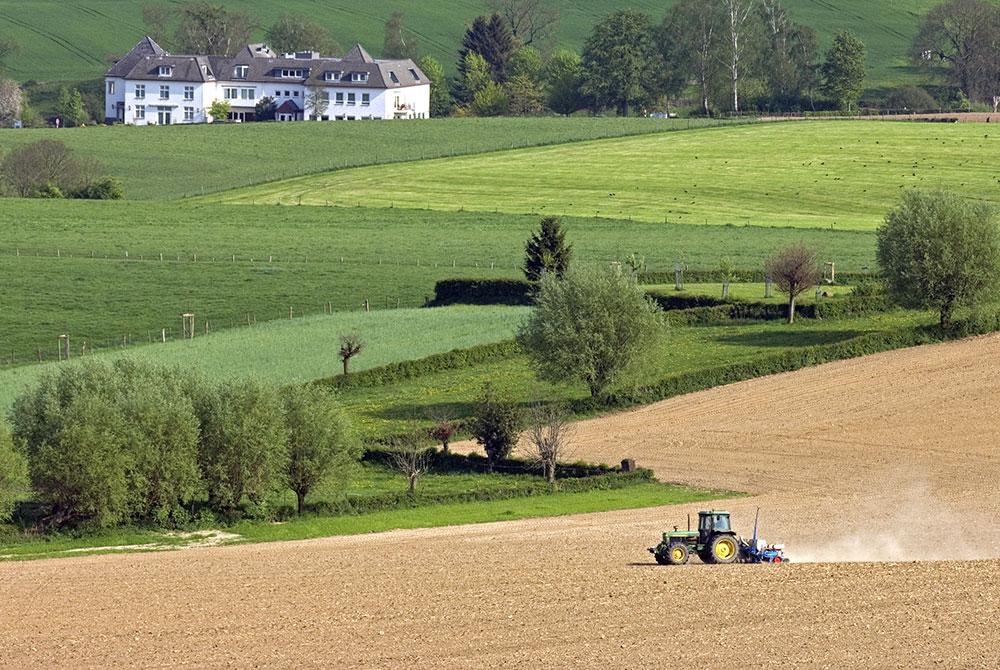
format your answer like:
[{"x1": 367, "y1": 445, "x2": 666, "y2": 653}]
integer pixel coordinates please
[
  {"x1": 390, "y1": 438, "x2": 432, "y2": 494},
  {"x1": 488, "y1": 0, "x2": 560, "y2": 48},
  {"x1": 524, "y1": 404, "x2": 573, "y2": 486},
  {"x1": 338, "y1": 332, "x2": 364, "y2": 375},
  {"x1": 427, "y1": 412, "x2": 459, "y2": 454},
  {"x1": 764, "y1": 244, "x2": 821, "y2": 324}
]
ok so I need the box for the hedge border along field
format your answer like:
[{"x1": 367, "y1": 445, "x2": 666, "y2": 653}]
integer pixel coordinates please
[
  {"x1": 214, "y1": 121, "x2": 1000, "y2": 231},
  {"x1": 0, "y1": 118, "x2": 737, "y2": 201},
  {"x1": 0, "y1": 199, "x2": 876, "y2": 360}
]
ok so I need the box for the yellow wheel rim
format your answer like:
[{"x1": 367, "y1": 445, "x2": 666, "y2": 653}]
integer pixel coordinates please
[
  {"x1": 672, "y1": 547, "x2": 684, "y2": 561},
  {"x1": 715, "y1": 539, "x2": 735, "y2": 559}
]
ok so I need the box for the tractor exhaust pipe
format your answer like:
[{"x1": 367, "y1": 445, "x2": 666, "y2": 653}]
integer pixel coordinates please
[{"x1": 687, "y1": 513, "x2": 691, "y2": 532}]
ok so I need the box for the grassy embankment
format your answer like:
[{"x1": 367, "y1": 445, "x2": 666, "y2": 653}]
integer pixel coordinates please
[{"x1": 217, "y1": 121, "x2": 1000, "y2": 230}]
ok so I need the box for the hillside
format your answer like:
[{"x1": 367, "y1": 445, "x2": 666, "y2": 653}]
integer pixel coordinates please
[{"x1": 3, "y1": 0, "x2": 939, "y2": 90}]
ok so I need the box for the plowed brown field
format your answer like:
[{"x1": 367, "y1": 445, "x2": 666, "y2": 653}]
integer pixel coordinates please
[{"x1": 3, "y1": 335, "x2": 1000, "y2": 669}]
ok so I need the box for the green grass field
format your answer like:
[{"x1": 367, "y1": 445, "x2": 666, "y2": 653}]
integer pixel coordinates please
[
  {"x1": 0, "y1": 305, "x2": 530, "y2": 414},
  {"x1": 2, "y1": 0, "x2": 937, "y2": 90},
  {"x1": 0, "y1": 198, "x2": 875, "y2": 359},
  {"x1": 0, "y1": 118, "x2": 718, "y2": 200},
  {"x1": 217, "y1": 121, "x2": 1000, "y2": 230}
]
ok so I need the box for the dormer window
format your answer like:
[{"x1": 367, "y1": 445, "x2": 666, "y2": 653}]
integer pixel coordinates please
[
  {"x1": 157, "y1": 65, "x2": 173, "y2": 77},
  {"x1": 325, "y1": 71, "x2": 342, "y2": 81},
  {"x1": 234, "y1": 65, "x2": 249, "y2": 79},
  {"x1": 409, "y1": 68, "x2": 420, "y2": 82},
  {"x1": 389, "y1": 72, "x2": 399, "y2": 84},
  {"x1": 351, "y1": 72, "x2": 369, "y2": 82},
  {"x1": 280, "y1": 68, "x2": 305, "y2": 78}
]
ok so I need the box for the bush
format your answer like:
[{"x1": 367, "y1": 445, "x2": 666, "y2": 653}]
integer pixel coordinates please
[
  {"x1": 195, "y1": 379, "x2": 288, "y2": 514},
  {"x1": 0, "y1": 422, "x2": 27, "y2": 522},
  {"x1": 471, "y1": 383, "x2": 522, "y2": 471},
  {"x1": 885, "y1": 85, "x2": 939, "y2": 112},
  {"x1": 0, "y1": 139, "x2": 103, "y2": 198},
  {"x1": 429, "y1": 278, "x2": 534, "y2": 306},
  {"x1": 70, "y1": 176, "x2": 124, "y2": 200}
]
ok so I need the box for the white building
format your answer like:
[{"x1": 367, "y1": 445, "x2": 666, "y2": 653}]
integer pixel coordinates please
[{"x1": 104, "y1": 37, "x2": 430, "y2": 125}]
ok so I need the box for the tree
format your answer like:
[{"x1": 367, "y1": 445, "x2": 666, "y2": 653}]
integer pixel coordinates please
[
  {"x1": 545, "y1": 50, "x2": 584, "y2": 115},
  {"x1": 142, "y1": 4, "x2": 173, "y2": 45},
  {"x1": 472, "y1": 384, "x2": 521, "y2": 472},
  {"x1": 57, "y1": 87, "x2": 87, "y2": 127},
  {"x1": 429, "y1": 416, "x2": 458, "y2": 454},
  {"x1": 418, "y1": 55, "x2": 452, "y2": 116},
  {"x1": 266, "y1": 13, "x2": 341, "y2": 55},
  {"x1": 383, "y1": 11, "x2": 419, "y2": 60},
  {"x1": 282, "y1": 385, "x2": 358, "y2": 514},
  {"x1": 471, "y1": 79, "x2": 509, "y2": 116},
  {"x1": 885, "y1": 85, "x2": 938, "y2": 112},
  {"x1": 305, "y1": 86, "x2": 329, "y2": 120},
  {"x1": 505, "y1": 74, "x2": 544, "y2": 114},
  {"x1": 255, "y1": 95, "x2": 277, "y2": 121},
  {"x1": 196, "y1": 379, "x2": 288, "y2": 514},
  {"x1": 581, "y1": 10, "x2": 658, "y2": 116},
  {"x1": 458, "y1": 14, "x2": 516, "y2": 85},
  {"x1": 0, "y1": 79, "x2": 22, "y2": 126},
  {"x1": 339, "y1": 332, "x2": 364, "y2": 375},
  {"x1": 877, "y1": 190, "x2": 1000, "y2": 328},
  {"x1": 0, "y1": 421, "x2": 28, "y2": 522},
  {"x1": 455, "y1": 52, "x2": 494, "y2": 105},
  {"x1": 208, "y1": 99, "x2": 230, "y2": 122},
  {"x1": 764, "y1": 244, "x2": 821, "y2": 323},
  {"x1": 759, "y1": 0, "x2": 818, "y2": 109},
  {"x1": 488, "y1": 0, "x2": 560, "y2": 48},
  {"x1": 389, "y1": 438, "x2": 431, "y2": 494},
  {"x1": 175, "y1": 1, "x2": 257, "y2": 56},
  {"x1": 912, "y1": 0, "x2": 1000, "y2": 105},
  {"x1": 517, "y1": 266, "x2": 664, "y2": 398},
  {"x1": 523, "y1": 216, "x2": 572, "y2": 281},
  {"x1": 524, "y1": 404, "x2": 572, "y2": 486},
  {"x1": 821, "y1": 31, "x2": 866, "y2": 111},
  {"x1": 659, "y1": 0, "x2": 725, "y2": 115},
  {"x1": 0, "y1": 139, "x2": 102, "y2": 198},
  {"x1": 720, "y1": 0, "x2": 759, "y2": 113}
]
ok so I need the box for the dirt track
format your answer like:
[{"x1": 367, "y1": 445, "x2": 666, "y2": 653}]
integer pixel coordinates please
[{"x1": 3, "y1": 335, "x2": 1000, "y2": 668}]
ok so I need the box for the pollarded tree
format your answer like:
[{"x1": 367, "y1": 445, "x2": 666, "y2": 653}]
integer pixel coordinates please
[
  {"x1": 524, "y1": 216, "x2": 572, "y2": 281},
  {"x1": 339, "y1": 332, "x2": 364, "y2": 375},
  {"x1": 764, "y1": 243, "x2": 821, "y2": 323},
  {"x1": 581, "y1": 10, "x2": 658, "y2": 116},
  {"x1": 821, "y1": 31, "x2": 866, "y2": 111},
  {"x1": 472, "y1": 383, "x2": 521, "y2": 472},
  {"x1": 877, "y1": 190, "x2": 1000, "y2": 328},
  {"x1": 517, "y1": 266, "x2": 665, "y2": 398},
  {"x1": 283, "y1": 385, "x2": 359, "y2": 514}
]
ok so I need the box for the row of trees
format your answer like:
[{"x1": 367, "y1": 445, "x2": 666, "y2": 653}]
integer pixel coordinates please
[
  {"x1": 2, "y1": 360, "x2": 358, "y2": 528},
  {"x1": 0, "y1": 139, "x2": 123, "y2": 199}
]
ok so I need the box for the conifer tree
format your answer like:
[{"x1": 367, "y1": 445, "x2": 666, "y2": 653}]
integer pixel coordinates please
[{"x1": 523, "y1": 216, "x2": 572, "y2": 282}]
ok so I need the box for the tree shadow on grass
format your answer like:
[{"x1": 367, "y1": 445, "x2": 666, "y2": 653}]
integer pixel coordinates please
[{"x1": 713, "y1": 329, "x2": 864, "y2": 349}]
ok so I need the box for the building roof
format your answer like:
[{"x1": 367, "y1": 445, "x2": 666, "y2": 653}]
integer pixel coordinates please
[
  {"x1": 107, "y1": 37, "x2": 427, "y2": 89},
  {"x1": 275, "y1": 99, "x2": 300, "y2": 114}
]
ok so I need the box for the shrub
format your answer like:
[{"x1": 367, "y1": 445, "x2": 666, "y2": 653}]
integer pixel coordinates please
[
  {"x1": 472, "y1": 383, "x2": 522, "y2": 471},
  {"x1": 429, "y1": 278, "x2": 534, "y2": 306},
  {"x1": 0, "y1": 139, "x2": 103, "y2": 198},
  {"x1": 877, "y1": 189, "x2": 1000, "y2": 327},
  {"x1": 195, "y1": 379, "x2": 288, "y2": 514},
  {"x1": 283, "y1": 385, "x2": 359, "y2": 514},
  {"x1": 885, "y1": 85, "x2": 938, "y2": 112},
  {"x1": 70, "y1": 176, "x2": 124, "y2": 200},
  {"x1": 0, "y1": 422, "x2": 27, "y2": 522},
  {"x1": 518, "y1": 266, "x2": 664, "y2": 397}
]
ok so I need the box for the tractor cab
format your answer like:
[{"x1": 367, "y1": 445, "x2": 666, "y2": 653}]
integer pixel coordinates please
[{"x1": 698, "y1": 511, "x2": 732, "y2": 545}]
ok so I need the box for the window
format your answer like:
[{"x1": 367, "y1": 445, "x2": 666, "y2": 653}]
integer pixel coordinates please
[
  {"x1": 184, "y1": 106, "x2": 194, "y2": 121},
  {"x1": 240, "y1": 88, "x2": 256, "y2": 100},
  {"x1": 293, "y1": 90, "x2": 299, "y2": 97},
  {"x1": 107, "y1": 81, "x2": 115, "y2": 95},
  {"x1": 321, "y1": 91, "x2": 330, "y2": 102},
  {"x1": 409, "y1": 68, "x2": 420, "y2": 82},
  {"x1": 284, "y1": 90, "x2": 291, "y2": 97},
  {"x1": 159, "y1": 85, "x2": 170, "y2": 99},
  {"x1": 335, "y1": 92, "x2": 344, "y2": 105},
  {"x1": 280, "y1": 68, "x2": 304, "y2": 78},
  {"x1": 134, "y1": 84, "x2": 145, "y2": 99},
  {"x1": 234, "y1": 65, "x2": 249, "y2": 79},
  {"x1": 347, "y1": 93, "x2": 356, "y2": 106},
  {"x1": 361, "y1": 93, "x2": 370, "y2": 106},
  {"x1": 223, "y1": 87, "x2": 238, "y2": 100},
  {"x1": 350, "y1": 72, "x2": 368, "y2": 82},
  {"x1": 135, "y1": 105, "x2": 145, "y2": 120},
  {"x1": 389, "y1": 72, "x2": 399, "y2": 84},
  {"x1": 184, "y1": 86, "x2": 194, "y2": 101},
  {"x1": 325, "y1": 71, "x2": 342, "y2": 81},
  {"x1": 158, "y1": 65, "x2": 172, "y2": 77}
]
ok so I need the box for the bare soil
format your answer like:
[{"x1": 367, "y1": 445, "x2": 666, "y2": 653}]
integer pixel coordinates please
[{"x1": 3, "y1": 335, "x2": 1000, "y2": 668}]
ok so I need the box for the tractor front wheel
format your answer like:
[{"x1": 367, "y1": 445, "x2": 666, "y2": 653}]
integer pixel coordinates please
[
  {"x1": 665, "y1": 543, "x2": 689, "y2": 566},
  {"x1": 708, "y1": 535, "x2": 739, "y2": 564}
]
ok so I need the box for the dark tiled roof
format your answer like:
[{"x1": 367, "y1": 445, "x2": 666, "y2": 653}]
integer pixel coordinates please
[
  {"x1": 106, "y1": 36, "x2": 166, "y2": 78},
  {"x1": 275, "y1": 99, "x2": 300, "y2": 113},
  {"x1": 108, "y1": 38, "x2": 426, "y2": 89}
]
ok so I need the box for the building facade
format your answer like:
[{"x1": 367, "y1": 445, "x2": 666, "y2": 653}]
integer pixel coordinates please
[{"x1": 104, "y1": 37, "x2": 430, "y2": 125}]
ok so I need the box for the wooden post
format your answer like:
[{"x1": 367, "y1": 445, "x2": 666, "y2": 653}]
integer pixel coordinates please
[
  {"x1": 722, "y1": 279, "x2": 730, "y2": 300},
  {"x1": 289, "y1": 306, "x2": 294, "y2": 319},
  {"x1": 765, "y1": 273, "x2": 774, "y2": 299},
  {"x1": 58, "y1": 334, "x2": 69, "y2": 361},
  {"x1": 824, "y1": 261, "x2": 836, "y2": 284},
  {"x1": 674, "y1": 263, "x2": 684, "y2": 291},
  {"x1": 363, "y1": 299, "x2": 370, "y2": 313},
  {"x1": 182, "y1": 313, "x2": 195, "y2": 339},
  {"x1": 161, "y1": 328, "x2": 166, "y2": 343}
]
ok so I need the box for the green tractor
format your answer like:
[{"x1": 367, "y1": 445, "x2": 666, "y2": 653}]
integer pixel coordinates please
[{"x1": 649, "y1": 510, "x2": 741, "y2": 565}]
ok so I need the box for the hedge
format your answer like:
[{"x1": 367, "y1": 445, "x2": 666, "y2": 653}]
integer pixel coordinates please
[
  {"x1": 657, "y1": 294, "x2": 889, "y2": 325},
  {"x1": 363, "y1": 447, "x2": 621, "y2": 478},
  {"x1": 314, "y1": 340, "x2": 521, "y2": 390},
  {"x1": 638, "y1": 269, "x2": 875, "y2": 285},
  {"x1": 292, "y1": 466, "x2": 655, "y2": 518},
  {"x1": 429, "y1": 278, "x2": 534, "y2": 306}
]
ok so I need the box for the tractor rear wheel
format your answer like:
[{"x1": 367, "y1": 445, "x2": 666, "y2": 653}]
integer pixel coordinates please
[
  {"x1": 708, "y1": 535, "x2": 739, "y2": 564},
  {"x1": 665, "y1": 542, "x2": 689, "y2": 566}
]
